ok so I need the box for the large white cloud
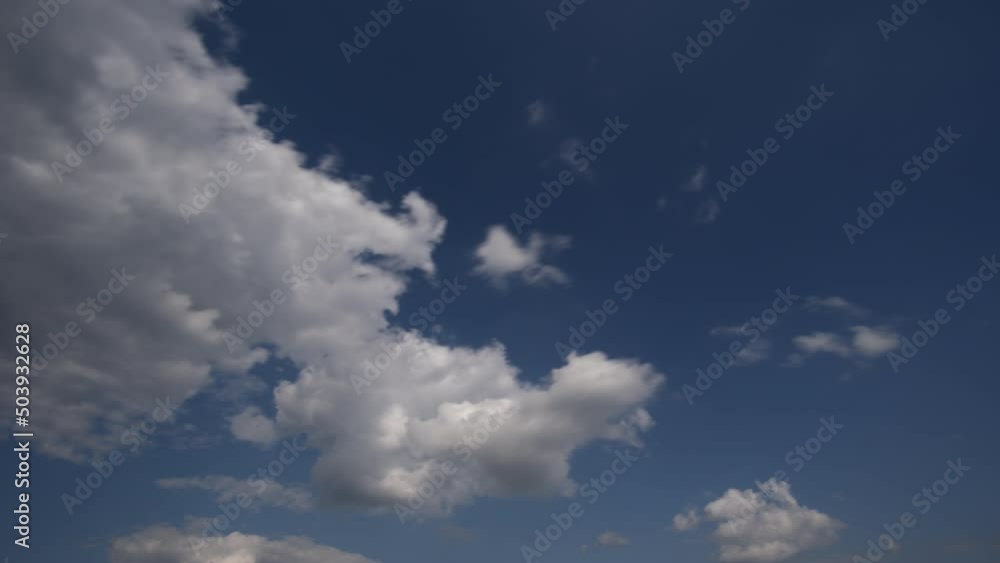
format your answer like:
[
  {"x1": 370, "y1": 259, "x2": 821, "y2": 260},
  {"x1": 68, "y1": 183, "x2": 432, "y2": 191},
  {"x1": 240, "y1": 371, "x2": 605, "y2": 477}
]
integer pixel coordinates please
[
  {"x1": 0, "y1": 0, "x2": 444, "y2": 460},
  {"x1": 0, "y1": 0, "x2": 664, "y2": 515},
  {"x1": 109, "y1": 525, "x2": 377, "y2": 563}
]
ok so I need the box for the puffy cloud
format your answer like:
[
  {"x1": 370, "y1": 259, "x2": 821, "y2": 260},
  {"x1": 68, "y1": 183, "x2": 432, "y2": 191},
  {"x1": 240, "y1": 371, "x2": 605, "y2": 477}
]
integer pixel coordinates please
[
  {"x1": 156, "y1": 475, "x2": 314, "y2": 511},
  {"x1": 703, "y1": 479, "x2": 843, "y2": 562},
  {"x1": 849, "y1": 325, "x2": 899, "y2": 357},
  {"x1": 108, "y1": 525, "x2": 376, "y2": 563},
  {"x1": 266, "y1": 346, "x2": 662, "y2": 514},
  {"x1": 229, "y1": 406, "x2": 280, "y2": 446},
  {"x1": 0, "y1": 0, "x2": 443, "y2": 461},
  {"x1": 0, "y1": 0, "x2": 664, "y2": 517},
  {"x1": 673, "y1": 508, "x2": 701, "y2": 531},
  {"x1": 472, "y1": 225, "x2": 570, "y2": 287}
]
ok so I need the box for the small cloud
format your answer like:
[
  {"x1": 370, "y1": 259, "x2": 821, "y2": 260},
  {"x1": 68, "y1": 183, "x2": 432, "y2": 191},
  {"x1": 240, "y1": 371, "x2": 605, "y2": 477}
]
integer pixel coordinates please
[
  {"x1": 792, "y1": 326, "x2": 900, "y2": 361},
  {"x1": 673, "y1": 509, "x2": 701, "y2": 531},
  {"x1": 472, "y1": 225, "x2": 570, "y2": 288},
  {"x1": 595, "y1": 531, "x2": 630, "y2": 547},
  {"x1": 849, "y1": 325, "x2": 899, "y2": 357},
  {"x1": 792, "y1": 332, "x2": 853, "y2": 357},
  {"x1": 680, "y1": 164, "x2": 708, "y2": 192}
]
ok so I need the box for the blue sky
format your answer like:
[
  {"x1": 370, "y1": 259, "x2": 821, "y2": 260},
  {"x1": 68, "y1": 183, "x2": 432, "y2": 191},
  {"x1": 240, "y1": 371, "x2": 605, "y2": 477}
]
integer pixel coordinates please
[{"x1": 3, "y1": 1, "x2": 999, "y2": 562}]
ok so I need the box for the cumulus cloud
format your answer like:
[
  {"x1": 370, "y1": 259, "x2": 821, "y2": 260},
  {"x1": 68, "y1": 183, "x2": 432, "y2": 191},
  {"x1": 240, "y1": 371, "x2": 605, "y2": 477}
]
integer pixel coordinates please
[
  {"x1": 472, "y1": 225, "x2": 570, "y2": 287},
  {"x1": 703, "y1": 479, "x2": 843, "y2": 562},
  {"x1": 673, "y1": 508, "x2": 701, "y2": 531},
  {"x1": 109, "y1": 525, "x2": 376, "y2": 563},
  {"x1": 156, "y1": 475, "x2": 314, "y2": 511},
  {"x1": 0, "y1": 0, "x2": 664, "y2": 519},
  {"x1": 0, "y1": 0, "x2": 444, "y2": 461},
  {"x1": 267, "y1": 348, "x2": 662, "y2": 514}
]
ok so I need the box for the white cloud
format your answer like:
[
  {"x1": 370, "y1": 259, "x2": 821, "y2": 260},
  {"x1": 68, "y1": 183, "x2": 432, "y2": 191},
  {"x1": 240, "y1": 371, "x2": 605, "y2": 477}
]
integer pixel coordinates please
[
  {"x1": 673, "y1": 508, "x2": 701, "y2": 531},
  {"x1": 109, "y1": 525, "x2": 377, "y2": 563},
  {"x1": 229, "y1": 406, "x2": 279, "y2": 446},
  {"x1": 0, "y1": 0, "x2": 444, "y2": 461},
  {"x1": 792, "y1": 333, "x2": 853, "y2": 357},
  {"x1": 473, "y1": 225, "x2": 570, "y2": 287},
  {"x1": 156, "y1": 475, "x2": 314, "y2": 511},
  {"x1": 267, "y1": 348, "x2": 662, "y2": 514},
  {"x1": 792, "y1": 326, "x2": 899, "y2": 361},
  {"x1": 703, "y1": 479, "x2": 843, "y2": 562},
  {"x1": 0, "y1": 0, "x2": 664, "y2": 519},
  {"x1": 595, "y1": 531, "x2": 630, "y2": 547},
  {"x1": 849, "y1": 325, "x2": 899, "y2": 357}
]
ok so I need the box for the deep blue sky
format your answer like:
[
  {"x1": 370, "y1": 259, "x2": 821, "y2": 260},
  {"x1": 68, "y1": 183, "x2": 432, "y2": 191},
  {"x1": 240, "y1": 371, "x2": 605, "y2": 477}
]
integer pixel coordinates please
[{"x1": 17, "y1": 0, "x2": 1000, "y2": 562}]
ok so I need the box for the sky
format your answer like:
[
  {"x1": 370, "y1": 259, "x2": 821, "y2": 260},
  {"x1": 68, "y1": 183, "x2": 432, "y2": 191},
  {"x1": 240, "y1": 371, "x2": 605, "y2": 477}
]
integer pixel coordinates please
[{"x1": 1, "y1": 0, "x2": 999, "y2": 562}]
